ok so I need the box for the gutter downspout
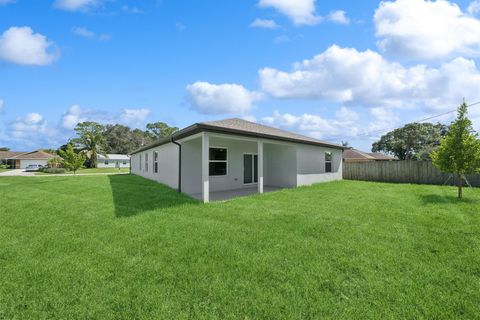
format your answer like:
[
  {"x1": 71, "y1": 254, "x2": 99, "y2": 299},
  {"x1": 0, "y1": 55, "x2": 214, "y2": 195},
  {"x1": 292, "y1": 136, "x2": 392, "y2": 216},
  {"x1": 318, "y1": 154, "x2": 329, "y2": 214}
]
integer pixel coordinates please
[{"x1": 171, "y1": 137, "x2": 182, "y2": 193}]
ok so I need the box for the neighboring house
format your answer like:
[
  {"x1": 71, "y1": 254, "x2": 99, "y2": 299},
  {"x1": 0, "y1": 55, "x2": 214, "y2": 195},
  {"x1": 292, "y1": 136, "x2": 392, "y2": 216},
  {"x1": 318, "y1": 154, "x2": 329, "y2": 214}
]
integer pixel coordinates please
[
  {"x1": 5, "y1": 150, "x2": 56, "y2": 169},
  {"x1": 343, "y1": 149, "x2": 397, "y2": 163},
  {"x1": 0, "y1": 151, "x2": 26, "y2": 167},
  {"x1": 130, "y1": 118, "x2": 345, "y2": 202},
  {"x1": 97, "y1": 154, "x2": 131, "y2": 168}
]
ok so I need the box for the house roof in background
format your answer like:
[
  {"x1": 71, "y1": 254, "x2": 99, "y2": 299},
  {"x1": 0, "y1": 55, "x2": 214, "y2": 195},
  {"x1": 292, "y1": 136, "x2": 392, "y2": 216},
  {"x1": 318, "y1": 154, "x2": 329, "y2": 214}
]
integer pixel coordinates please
[
  {"x1": 6, "y1": 150, "x2": 55, "y2": 160},
  {"x1": 343, "y1": 149, "x2": 376, "y2": 161},
  {"x1": 368, "y1": 152, "x2": 397, "y2": 160},
  {"x1": 131, "y1": 118, "x2": 345, "y2": 154},
  {"x1": 343, "y1": 149, "x2": 397, "y2": 161},
  {"x1": 98, "y1": 154, "x2": 131, "y2": 160},
  {"x1": 0, "y1": 151, "x2": 27, "y2": 159}
]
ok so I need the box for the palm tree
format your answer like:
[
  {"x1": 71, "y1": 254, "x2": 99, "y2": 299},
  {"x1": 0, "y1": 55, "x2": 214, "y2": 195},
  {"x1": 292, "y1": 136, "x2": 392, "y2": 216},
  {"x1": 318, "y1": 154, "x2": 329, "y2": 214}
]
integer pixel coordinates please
[{"x1": 71, "y1": 122, "x2": 107, "y2": 168}]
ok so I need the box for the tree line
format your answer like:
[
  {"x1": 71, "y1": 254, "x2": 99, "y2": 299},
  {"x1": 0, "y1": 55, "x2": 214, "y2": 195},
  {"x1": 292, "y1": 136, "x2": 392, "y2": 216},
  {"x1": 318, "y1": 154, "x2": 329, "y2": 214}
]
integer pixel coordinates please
[{"x1": 57, "y1": 121, "x2": 179, "y2": 169}]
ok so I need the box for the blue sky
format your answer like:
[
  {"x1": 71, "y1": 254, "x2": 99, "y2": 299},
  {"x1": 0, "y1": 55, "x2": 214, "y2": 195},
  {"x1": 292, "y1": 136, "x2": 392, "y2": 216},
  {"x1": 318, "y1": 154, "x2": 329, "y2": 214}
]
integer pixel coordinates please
[{"x1": 1, "y1": 0, "x2": 480, "y2": 151}]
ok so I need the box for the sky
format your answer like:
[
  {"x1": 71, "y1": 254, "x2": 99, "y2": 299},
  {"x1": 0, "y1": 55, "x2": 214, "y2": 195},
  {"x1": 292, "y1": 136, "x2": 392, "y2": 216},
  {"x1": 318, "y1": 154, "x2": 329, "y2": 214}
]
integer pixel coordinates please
[{"x1": 2, "y1": 0, "x2": 480, "y2": 152}]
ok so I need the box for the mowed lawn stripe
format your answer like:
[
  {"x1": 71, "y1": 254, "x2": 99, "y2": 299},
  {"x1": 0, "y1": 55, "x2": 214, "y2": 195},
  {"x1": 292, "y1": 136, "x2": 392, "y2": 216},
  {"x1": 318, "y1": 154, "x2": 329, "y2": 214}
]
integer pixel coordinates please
[{"x1": 0, "y1": 175, "x2": 479, "y2": 319}]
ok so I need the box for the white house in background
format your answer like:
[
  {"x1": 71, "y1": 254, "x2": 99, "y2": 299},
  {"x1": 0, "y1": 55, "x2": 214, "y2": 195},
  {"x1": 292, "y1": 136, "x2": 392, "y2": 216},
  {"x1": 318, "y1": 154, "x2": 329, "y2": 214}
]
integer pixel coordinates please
[
  {"x1": 5, "y1": 150, "x2": 55, "y2": 169},
  {"x1": 97, "y1": 154, "x2": 131, "y2": 168},
  {"x1": 130, "y1": 118, "x2": 345, "y2": 202}
]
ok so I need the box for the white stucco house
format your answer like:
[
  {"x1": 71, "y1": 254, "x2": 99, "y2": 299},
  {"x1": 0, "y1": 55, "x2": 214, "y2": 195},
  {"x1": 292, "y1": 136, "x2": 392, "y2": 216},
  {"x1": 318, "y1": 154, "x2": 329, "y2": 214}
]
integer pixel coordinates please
[
  {"x1": 97, "y1": 154, "x2": 131, "y2": 168},
  {"x1": 130, "y1": 118, "x2": 345, "y2": 202}
]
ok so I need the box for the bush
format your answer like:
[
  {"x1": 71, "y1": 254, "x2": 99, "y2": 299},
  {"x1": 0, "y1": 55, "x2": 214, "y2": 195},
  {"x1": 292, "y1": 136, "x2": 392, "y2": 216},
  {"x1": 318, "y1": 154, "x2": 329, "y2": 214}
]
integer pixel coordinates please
[
  {"x1": 0, "y1": 164, "x2": 9, "y2": 169},
  {"x1": 42, "y1": 168, "x2": 67, "y2": 174}
]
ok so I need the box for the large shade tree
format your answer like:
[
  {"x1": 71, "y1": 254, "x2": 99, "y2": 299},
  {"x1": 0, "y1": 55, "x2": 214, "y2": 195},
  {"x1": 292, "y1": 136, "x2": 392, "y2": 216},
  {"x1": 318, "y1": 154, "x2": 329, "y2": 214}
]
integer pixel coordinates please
[
  {"x1": 145, "y1": 122, "x2": 179, "y2": 141},
  {"x1": 71, "y1": 122, "x2": 107, "y2": 168},
  {"x1": 431, "y1": 102, "x2": 480, "y2": 199},
  {"x1": 372, "y1": 122, "x2": 448, "y2": 160}
]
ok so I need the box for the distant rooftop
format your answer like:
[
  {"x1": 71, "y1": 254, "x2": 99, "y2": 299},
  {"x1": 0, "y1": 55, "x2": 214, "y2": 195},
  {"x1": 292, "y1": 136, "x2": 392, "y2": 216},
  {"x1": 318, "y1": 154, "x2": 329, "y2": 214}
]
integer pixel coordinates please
[
  {"x1": 98, "y1": 154, "x2": 130, "y2": 160},
  {"x1": 6, "y1": 150, "x2": 55, "y2": 160}
]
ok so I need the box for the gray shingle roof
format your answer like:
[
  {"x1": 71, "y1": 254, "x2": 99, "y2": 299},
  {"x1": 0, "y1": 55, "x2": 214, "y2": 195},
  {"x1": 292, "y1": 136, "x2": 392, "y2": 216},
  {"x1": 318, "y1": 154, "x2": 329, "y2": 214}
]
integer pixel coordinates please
[
  {"x1": 200, "y1": 118, "x2": 343, "y2": 147},
  {"x1": 131, "y1": 118, "x2": 344, "y2": 154}
]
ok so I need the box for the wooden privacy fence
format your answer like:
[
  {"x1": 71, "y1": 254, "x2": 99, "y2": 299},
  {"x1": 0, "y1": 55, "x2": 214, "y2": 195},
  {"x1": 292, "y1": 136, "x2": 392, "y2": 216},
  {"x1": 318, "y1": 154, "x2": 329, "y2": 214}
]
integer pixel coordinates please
[{"x1": 343, "y1": 160, "x2": 480, "y2": 187}]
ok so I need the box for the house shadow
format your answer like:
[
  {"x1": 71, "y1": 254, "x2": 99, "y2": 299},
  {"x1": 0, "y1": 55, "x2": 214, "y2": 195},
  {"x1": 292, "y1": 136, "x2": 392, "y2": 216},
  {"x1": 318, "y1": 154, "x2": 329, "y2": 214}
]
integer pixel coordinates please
[
  {"x1": 108, "y1": 174, "x2": 198, "y2": 218},
  {"x1": 420, "y1": 194, "x2": 478, "y2": 205}
]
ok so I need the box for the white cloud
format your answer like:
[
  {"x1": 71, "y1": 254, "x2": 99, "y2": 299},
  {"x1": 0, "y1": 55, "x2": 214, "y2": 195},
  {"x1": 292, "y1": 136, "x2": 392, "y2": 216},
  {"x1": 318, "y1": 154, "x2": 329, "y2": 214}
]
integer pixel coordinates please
[
  {"x1": 259, "y1": 45, "x2": 480, "y2": 111},
  {"x1": 468, "y1": 0, "x2": 480, "y2": 15},
  {"x1": 54, "y1": 0, "x2": 100, "y2": 11},
  {"x1": 10, "y1": 113, "x2": 55, "y2": 139},
  {"x1": 375, "y1": 0, "x2": 480, "y2": 60},
  {"x1": 0, "y1": 26, "x2": 59, "y2": 66},
  {"x1": 0, "y1": 99, "x2": 3, "y2": 113},
  {"x1": 120, "y1": 108, "x2": 151, "y2": 124},
  {"x1": 258, "y1": 0, "x2": 321, "y2": 25},
  {"x1": 186, "y1": 81, "x2": 261, "y2": 115},
  {"x1": 327, "y1": 10, "x2": 350, "y2": 25},
  {"x1": 262, "y1": 108, "x2": 361, "y2": 140},
  {"x1": 73, "y1": 27, "x2": 111, "y2": 41},
  {"x1": 61, "y1": 105, "x2": 86, "y2": 130},
  {"x1": 250, "y1": 18, "x2": 279, "y2": 29},
  {"x1": 61, "y1": 105, "x2": 151, "y2": 130},
  {"x1": 0, "y1": 0, "x2": 15, "y2": 5}
]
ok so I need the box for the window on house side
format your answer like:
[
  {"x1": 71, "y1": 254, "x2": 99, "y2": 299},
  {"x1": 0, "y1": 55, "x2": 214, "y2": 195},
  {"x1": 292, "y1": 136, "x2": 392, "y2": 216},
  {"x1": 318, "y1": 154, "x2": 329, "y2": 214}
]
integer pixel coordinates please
[
  {"x1": 209, "y1": 147, "x2": 227, "y2": 176},
  {"x1": 325, "y1": 152, "x2": 333, "y2": 173},
  {"x1": 154, "y1": 151, "x2": 158, "y2": 173},
  {"x1": 145, "y1": 153, "x2": 148, "y2": 172}
]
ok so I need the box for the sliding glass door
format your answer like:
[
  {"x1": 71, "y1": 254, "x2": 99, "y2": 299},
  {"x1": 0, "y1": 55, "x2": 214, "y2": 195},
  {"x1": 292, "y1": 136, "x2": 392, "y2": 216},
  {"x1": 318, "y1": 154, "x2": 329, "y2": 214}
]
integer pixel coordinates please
[{"x1": 243, "y1": 154, "x2": 258, "y2": 184}]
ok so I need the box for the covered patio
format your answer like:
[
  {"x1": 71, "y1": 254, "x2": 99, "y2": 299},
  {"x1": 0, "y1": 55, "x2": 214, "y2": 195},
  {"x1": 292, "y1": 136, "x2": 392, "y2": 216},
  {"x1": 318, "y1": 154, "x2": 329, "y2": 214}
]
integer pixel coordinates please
[{"x1": 180, "y1": 132, "x2": 297, "y2": 202}]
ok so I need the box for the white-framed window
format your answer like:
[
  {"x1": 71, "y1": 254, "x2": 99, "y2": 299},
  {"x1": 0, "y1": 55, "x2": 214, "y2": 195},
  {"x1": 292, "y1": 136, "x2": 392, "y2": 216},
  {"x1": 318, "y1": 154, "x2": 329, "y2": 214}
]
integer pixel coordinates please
[
  {"x1": 145, "y1": 153, "x2": 148, "y2": 172},
  {"x1": 154, "y1": 151, "x2": 159, "y2": 173},
  {"x1": 139, "y1": 154, "x2": 142, "y2": 171},
  {"x1": 325, "y1": 152, "x2": 333, "y2": 173},
  {"x1": 123, "y1": 161, "x2": 128, "y2": 165},
  {"x1": 104, "y1": 161, "x2": 109, "y2": 165},
  {"x1": 209, "y1": 147, "x2": 227, "y2": 176}
]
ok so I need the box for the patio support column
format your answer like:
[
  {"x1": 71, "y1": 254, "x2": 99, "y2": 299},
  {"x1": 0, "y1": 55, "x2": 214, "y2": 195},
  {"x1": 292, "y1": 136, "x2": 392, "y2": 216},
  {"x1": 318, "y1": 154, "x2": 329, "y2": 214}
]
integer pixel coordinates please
[
  {"x1": 202, "y1": 132, "x2": 210, "y2": 203},
  {"x1": 258, "y1": 140, "x2": 264, "y2": 194}
]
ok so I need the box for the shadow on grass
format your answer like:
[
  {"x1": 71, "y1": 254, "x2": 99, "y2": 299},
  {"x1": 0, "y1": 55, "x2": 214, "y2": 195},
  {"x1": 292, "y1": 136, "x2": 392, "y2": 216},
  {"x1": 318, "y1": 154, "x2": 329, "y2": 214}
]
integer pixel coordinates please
[
  {"x1": 108, "y1": 174, "x2": 198, "y2": 217},
  {"x1": 420, "y1": 194, "x2": 478, "y2": 205}
]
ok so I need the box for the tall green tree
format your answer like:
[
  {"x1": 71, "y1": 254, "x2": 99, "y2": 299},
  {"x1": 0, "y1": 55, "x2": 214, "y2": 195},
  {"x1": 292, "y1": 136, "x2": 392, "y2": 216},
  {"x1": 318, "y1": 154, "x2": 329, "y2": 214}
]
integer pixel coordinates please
[
  {"x1": 145, "y1": 122, "x2": 179, "y2": 141},
  {"x1": 372, "y1": 122, "x2": 448, "y2": 160},
  {"x1": 431, "y1": 102, "x2": 480, "y2": 199},
  {"x1": 104, "y1": 124, "x2": 134, "y2": 154},
  {"x1": 59, "y1": 144, "x2": 86, "y2": 174},
  {"x1": 72, "y1": 122, "x2": 107, "y2": 168}
]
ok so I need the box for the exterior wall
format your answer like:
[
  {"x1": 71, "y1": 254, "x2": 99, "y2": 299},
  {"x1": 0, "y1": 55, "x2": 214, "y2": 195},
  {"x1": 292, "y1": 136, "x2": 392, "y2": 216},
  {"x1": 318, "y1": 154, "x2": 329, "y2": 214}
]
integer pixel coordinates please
[
  {"x1": 181, "y1": 136, "x2": 259, "y2": 195},
  {"x1": 264, "y1": 143, "x2": 297, "y2": 188},
  {"x1": 97, "y1": 159, "x2": 130, "y2": 168},
  {"x1": 130, "y1": 143, "x2": 179, "y2": 189},
  {"x1": 181, "y1": 138, "x2": 202, "y2": 195},
  {"x1": 296, "y1": 145, "x2": 343, "y2": 186},
  {"x1": 19, "y1": 159, "x2": 48, "y2": 169}
]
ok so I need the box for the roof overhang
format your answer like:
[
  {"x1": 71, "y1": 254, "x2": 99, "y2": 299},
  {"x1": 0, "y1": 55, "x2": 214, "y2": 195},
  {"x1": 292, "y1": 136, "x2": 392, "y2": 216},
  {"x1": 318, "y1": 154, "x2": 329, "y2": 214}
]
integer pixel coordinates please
[{"x1": 130, "y1": 123, "x2": 346, "y2": 155}]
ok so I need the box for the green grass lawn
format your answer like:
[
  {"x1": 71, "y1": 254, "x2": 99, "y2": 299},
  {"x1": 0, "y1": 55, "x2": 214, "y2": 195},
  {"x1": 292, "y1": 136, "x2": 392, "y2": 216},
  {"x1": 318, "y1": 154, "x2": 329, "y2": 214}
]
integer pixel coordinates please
[
  {"x1": 35, "y1": 167, "x2": 130, "y2": 175},
  {"x1": 0, "y1": 175, "x2": 479, "y2": 319},
  {"x1": 0, "y1": 168, "x2": 8, "y2": 173}
]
